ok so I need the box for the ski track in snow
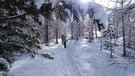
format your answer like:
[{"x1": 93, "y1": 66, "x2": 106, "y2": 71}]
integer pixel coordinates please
[
  {"x1": 63, "y1": 39, "x2": 104, "y2": 76},
  {"x1": 8, "y1": 38, "x2": 135, "y2": 76},
  {"x1": 66, "y1": 40, "x2": 107, "y2": 76},
  {"x1": 64, "y1": 40, "x2": 81, "y2": 76},
  {"x1": 66, "y1": 39, "x2": 101, "y2": 76}
]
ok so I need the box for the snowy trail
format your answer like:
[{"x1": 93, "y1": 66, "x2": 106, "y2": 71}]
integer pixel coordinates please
[
  {"x1": 74, "y1": 39, "x2": 104, "y2": 76},
  {"x1": 64, "y1": 38, "x2": 104, "y2": 76},
  {"x1": 8, "y1": 38, "x2": 135, "y2": 76},
  {"x1": 66, "y1": 39, "x2": 103, "y2": 76},
  {"x1": 68, "y1": 40, "x2": 98, "y2": 76},
  {"x1": 7, "y1": 40, "x2": 108, "y2": 76},
  {"x1": 64, "y1": 40, "x2": 82, "y2": 76}
]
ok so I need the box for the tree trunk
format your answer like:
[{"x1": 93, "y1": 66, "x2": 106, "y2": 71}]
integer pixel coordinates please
[
  {"x1": 110, "y1": 30, "x2": 113, "y2": 58},
  {"x1": 56, "y1": 28, "x2": 59, "y2": 44},
  {"x1": 71, "y1": 22, "x2": 74, "y2": 39},
  {"x1": 44, "y1": 24, "x2": 49, "y2": 46},
  {"x1": 121, "y1": 0, "x2": 126, "y2": 56},
  {"x1": 93, "y1": 20, "x2": 98, "y2": 38},
  {"x1": 100, "y1": 37, "x2": 102, "y2": 51},
  {"x1": 76, "y1": 23, "x2": 79, "y2": 41},
  {"x1": 127, "y1": 14, "x2": 131, "y2": 48},
  {"x1": 91, "y1": 20, "x2": 94, "y2": 41}
]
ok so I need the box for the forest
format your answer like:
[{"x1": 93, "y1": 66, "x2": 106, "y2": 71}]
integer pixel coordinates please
[{"x1": 0, "y1": 0, "x2": 135, "y2": 76}]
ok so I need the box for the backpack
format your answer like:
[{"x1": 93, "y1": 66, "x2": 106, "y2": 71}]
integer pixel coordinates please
[{"x1": 61, "y1": 34, "x2": 64, "y2": 39}]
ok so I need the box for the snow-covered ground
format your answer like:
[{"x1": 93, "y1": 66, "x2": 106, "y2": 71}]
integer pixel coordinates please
[{"x1": 8, "y1": 38, "x2": 135, "y2": 76}]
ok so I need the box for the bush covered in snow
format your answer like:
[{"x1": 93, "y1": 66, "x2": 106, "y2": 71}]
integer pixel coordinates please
[{"x1": 0, "y1": 58, "x2": 9, "y2": 72}]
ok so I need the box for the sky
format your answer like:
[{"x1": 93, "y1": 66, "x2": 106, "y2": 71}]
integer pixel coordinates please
[
  {"x1": 80, "y1": 0, "x2": 115, "y2": 8},
  {"x1": 94, "y1": 0, "x2": 114, "y2": 8},
  {"x1": 94, "y1": 0, "x2": 135, "y2": 8}
]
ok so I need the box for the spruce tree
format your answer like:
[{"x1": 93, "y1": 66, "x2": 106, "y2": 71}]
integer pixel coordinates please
[{"x1": 0, "y1": 0, "x2": 54, "y2": 66}]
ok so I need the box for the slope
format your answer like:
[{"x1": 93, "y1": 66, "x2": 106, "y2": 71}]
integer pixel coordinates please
[{"x1": 8, "y1": 38, "x2": 135, "y2": 76}]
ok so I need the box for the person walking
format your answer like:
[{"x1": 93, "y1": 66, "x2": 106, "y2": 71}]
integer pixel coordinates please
[{"x1": 61, "y1": 34, "x2": 67, "y2": 48}]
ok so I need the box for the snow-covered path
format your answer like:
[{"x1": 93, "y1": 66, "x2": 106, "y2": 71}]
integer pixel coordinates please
[
  {"x1": 8, "y1": 38, "x2": 135, "y2": 76},
  {"x1": 64, "y1": 40, "x2": 82, "y2": 76},
  {"x1": 65, "y1": 39, "x2": 105, "y2": 76}
]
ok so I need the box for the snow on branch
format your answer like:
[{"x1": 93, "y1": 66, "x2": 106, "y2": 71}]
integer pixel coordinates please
[
  {"x1": 0, "y1": 13, "x2": 28, "y2": 21},
  {"x1": 0, "y1": 58, "x2": 9, "y2": 72}
]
